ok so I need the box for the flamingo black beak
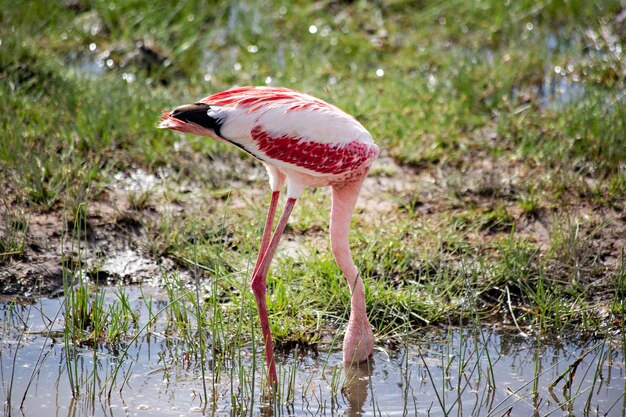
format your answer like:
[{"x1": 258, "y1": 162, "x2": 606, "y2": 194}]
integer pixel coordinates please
[
  {"x1": 159, "y1": 102, "x2": 223, "y2": 137},
  {"x1": 169, "y1": 103, "x2": 213, "y2": 126}
]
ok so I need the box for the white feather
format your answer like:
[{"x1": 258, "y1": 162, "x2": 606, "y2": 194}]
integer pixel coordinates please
[{"x1": 219, "y1": 103, "x2": 372, "y2": 147}]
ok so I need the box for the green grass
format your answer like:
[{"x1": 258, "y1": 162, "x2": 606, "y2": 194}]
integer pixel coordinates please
[{"x1": 0, "y1": 0, "x2": 624, "y2": 395}]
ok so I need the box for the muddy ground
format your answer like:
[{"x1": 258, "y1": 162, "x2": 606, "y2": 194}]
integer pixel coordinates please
[{"x1": 1, "y1": 156, "x2": 624, "y2": 307}]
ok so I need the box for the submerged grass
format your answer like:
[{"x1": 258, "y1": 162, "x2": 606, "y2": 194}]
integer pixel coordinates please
[{"x1": 1, "y1": 0, "x2": 625, "y2": 412}]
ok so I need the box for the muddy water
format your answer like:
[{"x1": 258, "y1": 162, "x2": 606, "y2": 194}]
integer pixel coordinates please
[{"x1": 1, "y1": 287, "x2": 624, "y2": 416}]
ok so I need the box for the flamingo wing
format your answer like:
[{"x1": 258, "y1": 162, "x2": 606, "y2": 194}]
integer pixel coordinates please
[{"x1": 200, "y1": 87, "x2": 378, "y2": 176}]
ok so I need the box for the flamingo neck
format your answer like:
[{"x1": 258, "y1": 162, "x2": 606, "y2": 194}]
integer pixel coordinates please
[
  {"x1": 343, "y1": 270, "x2": 374, "y2": 364},
  {"x1": 329, "y1": 180, "x2": 374, "y2": 364},
  {"x1": 347, "y1": 271, "x2": 367, "y2": 316}
]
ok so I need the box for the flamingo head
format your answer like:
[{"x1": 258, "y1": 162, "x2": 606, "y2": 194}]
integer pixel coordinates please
[{"x1": 159, "y1": 102, "x2": 223, "y2": 138}]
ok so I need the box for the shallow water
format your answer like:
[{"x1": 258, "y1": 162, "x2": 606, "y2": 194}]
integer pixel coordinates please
[{"x1": 1, "y1": 286, "x2": 624, "y2": 416}]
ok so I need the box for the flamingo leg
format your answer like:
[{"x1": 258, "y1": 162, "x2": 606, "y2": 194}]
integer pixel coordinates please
[
  {"x1": 253, "y1": 191, "x2": 281, "y2": 277},
  {"x1": 250, "y1": 197, "x2": 298, "y2": 386}
]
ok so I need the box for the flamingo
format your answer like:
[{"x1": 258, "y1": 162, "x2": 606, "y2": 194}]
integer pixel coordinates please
[{"x1": 159, "y1": 86, "x2": 378, "y2": 385}]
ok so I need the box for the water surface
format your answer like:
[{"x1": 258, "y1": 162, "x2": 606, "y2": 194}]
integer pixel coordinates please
[{"x1": 1, "y1": 286, "x2": 624, "y2": 416}]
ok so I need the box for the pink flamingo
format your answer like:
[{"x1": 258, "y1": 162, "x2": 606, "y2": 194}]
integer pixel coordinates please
[{"x1": 159, "y1": 86, "x2": 378, "y2": 385}]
